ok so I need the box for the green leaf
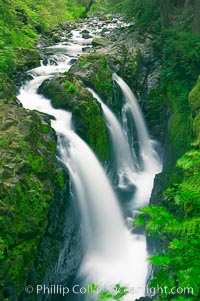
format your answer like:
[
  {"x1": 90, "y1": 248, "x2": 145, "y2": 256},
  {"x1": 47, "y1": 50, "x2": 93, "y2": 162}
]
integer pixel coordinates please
[{"x1": 149, "y1": 255, "x2": 170, "y2": 267}]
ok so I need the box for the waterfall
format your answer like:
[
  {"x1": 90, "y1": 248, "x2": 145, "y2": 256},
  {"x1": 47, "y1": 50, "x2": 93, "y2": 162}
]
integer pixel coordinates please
[
  {"x1": 18, "y1": 59, "x2": 127, "y2": 255},
  {"x1": 56, "y1": 133, "x2": 147, "y2": 292},
  {"x1": 18, "y1": 55, "x2": 147, "y2": 301},
  {"x1": 113, "y1": 73, "x2": 161, "y2": 174},
  {"x1": 113, "y1": 74, "x2": 162, "y2": 209},
  {"x1": 56, "y1": 133, "x2": 127, "y2": 252},
  {"x1": 87, "y1": 87, "x2": 137, "y2": 188},
  {"x1": 17, "y1": 18, "x2": 163, "y2": 301}
]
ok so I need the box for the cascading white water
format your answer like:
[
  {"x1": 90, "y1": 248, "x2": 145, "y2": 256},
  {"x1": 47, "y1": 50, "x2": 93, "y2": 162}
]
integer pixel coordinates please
[
  {"x1": 56, "y1": 132, "x2": 127, "y2": 251},
  {"x1": 113, "y1": 73, "x2": 161, "y2": 174},
  {"x1": 87, "y1": 88, "x2": 137, "y2": 188},
  {"x1": 56, "y1": 133, "x2": 148, "y2": 295},
  {"x1": 113, "y1": 74, "x2": 162, "y2": 209},
  {"x1": 17, "y1": 18, "x2": 163, "y2": 301},
  {"x1": 18, "y1": 55, "x2": 148, "y2": 301}
]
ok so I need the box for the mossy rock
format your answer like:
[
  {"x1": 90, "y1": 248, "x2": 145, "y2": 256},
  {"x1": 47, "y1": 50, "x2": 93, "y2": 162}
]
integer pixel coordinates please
[
  {"x1": 144, "y1": 87, "x2": 168, "y2": 142},
  {"x1": 71, "y1": 47, "x2": 142, "y2": 114},
  {"x1": 92, "y1": 37, "x2": 110, "y2": 47},
  {"x1": 193, "y1": 114, "x2": 200, "y2": 145},
  {"x1": 0, "y1": 99, "x2": 65, "y2": 298},
  {"x1": 13, "y1": 48, "x2": 41, "y2": 71},
  {"x1": 189, "y1": 75, "x2": 200, "y2": 145},
  {"x1": 71, "y1": 53, "x2": 114, "y2": 108},
  {"x1": 72, "y1": 98, "x2": 110, "y2": 162},
  {"x1": 39, "y1": 72, "x2": 91, "y2": 110},
  {"x1": 165, "y1": 84, "x2": 192, "y2": 165},
  {"x1": 107, "y1": 45, "x2": 142, "y2": 92},
  {"x1": 0, "y1": 78, "x2": 15, "y2": 99},
  {"x1": 39, "y1": 72, "x2": 110, "y2": 162},
  {"x1": 189, "y1": 75, "x2": 200, "y2": 115}
]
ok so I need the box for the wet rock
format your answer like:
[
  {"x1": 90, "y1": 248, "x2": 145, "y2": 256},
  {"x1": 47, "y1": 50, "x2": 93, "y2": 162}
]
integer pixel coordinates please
[
  {"x1": 11, "y1": 48, "x2": 41, "y2": 86},
  {"x1": 66, "y1": 32, "x2": 73, "y2": 39},
  {"x1": 92, "y1": 37, "x2": 110, "y2": 47},
  {"x1": 0, "y1": 99, "x2": 69, "y2": 299},
  {"x1": 81, "y1": 29, "x2": 89, "y2": 34},
  {"x1": 70, "y1": 53, "x2": 114, "y2": 109},
  {"x1": 82, "y1": 32, "x2": 93, "y2": 39},
  {"x1": 82, "y1": 46, "x2": 92, "y2": 52},
  {"x1": 52, "y1": 33, "x2": 62, "y2": 43},
  {"x1": 38, "y1": 72, "x2": 110, "y2": 162},
  {"x1": 38, "y1": 73, "x2": 91, "y2": 110},
  {"x1": 13, "y1": 48, "x2": 41, "y2": 71},
  {"x1": 101, "y1": 27, "x2": 110, "y2": 34}
]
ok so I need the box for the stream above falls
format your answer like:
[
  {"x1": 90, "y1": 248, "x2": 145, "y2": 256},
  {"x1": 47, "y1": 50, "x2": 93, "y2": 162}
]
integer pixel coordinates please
[{"x1": 17, "y1": 16, "x2": 162, "y2": 301}]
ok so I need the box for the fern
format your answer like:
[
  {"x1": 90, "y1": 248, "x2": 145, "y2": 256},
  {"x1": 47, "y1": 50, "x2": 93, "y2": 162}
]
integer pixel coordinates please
[{"x1": 173, "y1": 218, "x2": 200, "y2": 236}]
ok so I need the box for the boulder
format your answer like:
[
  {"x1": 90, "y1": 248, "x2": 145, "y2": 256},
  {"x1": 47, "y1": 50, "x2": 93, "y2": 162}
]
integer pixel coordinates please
[
  {"x1": 0, "y1": 99, "x2": 68, "y2": 299},
  {"x1": 70, "y1": 53, "x2": 114, "y2": 109},
  {"x1": 39, "y1": 72, "x2": 110, "y2": 162},
  {"x1": 92, "y1": 37, "x2": 110, "y2": 47}
]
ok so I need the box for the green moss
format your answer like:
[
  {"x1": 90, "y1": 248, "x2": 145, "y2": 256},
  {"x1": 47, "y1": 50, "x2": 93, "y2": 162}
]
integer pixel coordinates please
[
  {"x1": 92, "y1": 37, "x2": 110, "y2": 47},
  {"x1": 189, "y1": 76, "x2": 200, "y2": 113},
  {"x1": 13, "y1": 48, "x2": 41, "y2": 69},
  {"x1": 39, "y1": 73, "x2": 82, "y2": 109},
  {"x1": 78, "y1": 55, "x2": 88, "y2": 67},
  {"x1": 41, "y1": 123, "x2": 51, "y2": 134},
  {"x1": 73, "y1": 99, "x2": 110, "y2": 162},
  {"x1": 0, "y1": 101, "x2": 63, "y2": 296},
  {"x1": 189, "y1": 76, "x2": 200, "y2": 145},
  {"x1": 169, "y1": 107, "x2": 192, "y2": 158},
  {"x1": 64, "y1": 80, "x2": 78, "y2": 94},
  {"x1": 77, "y1": 53, "x2": 113, "y2": 104},
  {"x1": 159, "y1": 29, "x2": 200, "y2": 162},
  {"x1": 57, "y1": 170, "x2": 66, "y2": 191},
  {"x1": 193, "y1": 114, "x2": 200, "y2": 145},
  {"x1": 39, "y1": 73, "x2": 110, "y2": 162},
  {"x1": 116, "y1": 47, "x2": 142, "y2": 91},
  {"x1": 162, "y1": 84, "x2": 191, "y2": 163}
]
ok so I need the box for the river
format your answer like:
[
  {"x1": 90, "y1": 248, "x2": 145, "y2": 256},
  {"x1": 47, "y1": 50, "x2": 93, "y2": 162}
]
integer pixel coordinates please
[{"x1": 17, "y1": 16, "x2": 162, "y2": 301}]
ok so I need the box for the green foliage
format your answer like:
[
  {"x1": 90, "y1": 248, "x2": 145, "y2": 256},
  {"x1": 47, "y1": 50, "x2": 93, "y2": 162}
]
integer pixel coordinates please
[
  {"x1": 177, "y1": 149, "x2": 200, "y2": 170},
  {"x1": 0, "y1": 237, "x2": 6, "y2": 261},
  {"x1": 98, "y1": 284, "x2": 127, "y2": 300},
  {"x1": 64, "y1": 80, "x2": 78, "y2": 93},
  {"x1": 135, "y1": 149, "x2": 200, "y2": 300},
  {"x1": 189, "y1": 76, "x2": 200, "y2": 145},
  {"x1": 0, "y1": 0, "x2": 84, "y2": 95},
  {"x1": 107, "y1": 0, "x2": 160, "y2": 30},
  {"x1": 135, "y1": 206, "x2": 179, "y2": 237},
  {"x1": 161, "y1": 30, "x2": 200, "y2": 97},
  {"x1": 89, "y1": 0, "x2": 108, "y2": 13},
  {"x1": 84, "y1": 283, "x2": 128, "y2": 301},
  {"x1": 159, "y1": 29, "x2": 200, "y2": 161}
]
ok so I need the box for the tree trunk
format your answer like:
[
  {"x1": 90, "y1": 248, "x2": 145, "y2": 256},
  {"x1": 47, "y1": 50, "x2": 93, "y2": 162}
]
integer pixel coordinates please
[
  {"x1": 84, "y1": 0, "x2": 95, "y2": 15},
  {"x1": 160, "y1": 0, "x2": 171, "y2": 29},
  {"x1": 192, "y1": 0, "x2": 200, "y2": 33}
]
